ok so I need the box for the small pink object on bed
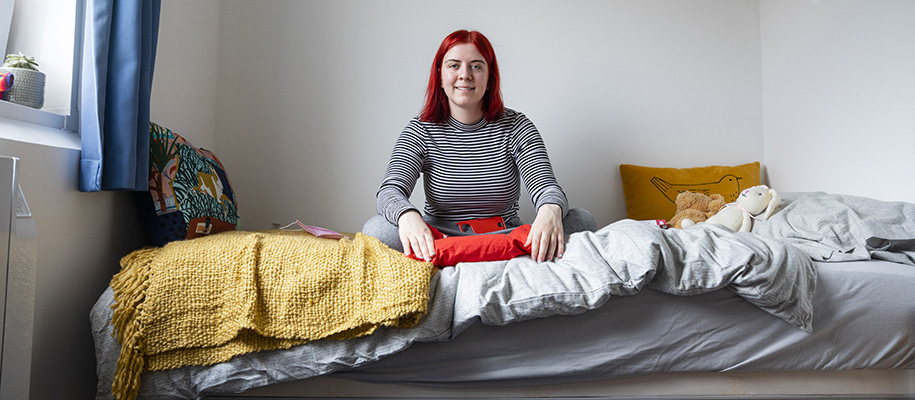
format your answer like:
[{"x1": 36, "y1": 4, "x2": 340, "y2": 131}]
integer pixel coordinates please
[{"x1": 279, "y1": 220, "x2": 347, "y2": 239}]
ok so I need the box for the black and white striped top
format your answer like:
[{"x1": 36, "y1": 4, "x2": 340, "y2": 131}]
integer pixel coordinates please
[{"x1": 376, "y1": 108, "x2": 568, "y2": 225}]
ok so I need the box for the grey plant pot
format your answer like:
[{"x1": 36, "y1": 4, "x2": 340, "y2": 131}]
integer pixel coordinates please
[{"x1": 0, "y1": 67, "x2": 45, "y2": 109}]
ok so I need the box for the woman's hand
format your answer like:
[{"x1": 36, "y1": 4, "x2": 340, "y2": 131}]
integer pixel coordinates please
[
  {"x1": 398, "y1": 210, "x2": 436, "y2": 261},
  {"x1": 526, "y1": 203, "x2": 564, "y2": 262}
]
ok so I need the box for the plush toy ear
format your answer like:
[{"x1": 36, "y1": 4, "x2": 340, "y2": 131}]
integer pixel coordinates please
[{"x1": 762, "y1": 189, "x2": 781, "y2": 219}]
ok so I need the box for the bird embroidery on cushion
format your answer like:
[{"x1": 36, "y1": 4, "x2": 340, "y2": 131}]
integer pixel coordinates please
[
  {"x1": 651, "y1": 174, "x2": 743, "y2": 204},
  {"x1": 194, "y1": 169, "x2": 230, "y2": 204}
]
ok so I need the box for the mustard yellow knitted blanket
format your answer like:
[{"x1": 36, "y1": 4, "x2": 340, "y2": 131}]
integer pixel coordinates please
[{"x1": 109, "y1": 230, "x2": 435, "y2": 400}]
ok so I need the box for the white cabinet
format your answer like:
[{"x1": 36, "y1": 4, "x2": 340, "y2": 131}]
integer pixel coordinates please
[{"x1": 0, "y1": 155, "x2": 36, "y2": 400}]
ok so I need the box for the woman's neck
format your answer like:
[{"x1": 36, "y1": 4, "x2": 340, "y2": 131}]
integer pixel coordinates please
[{"x1": 450, "y1": 107, "x2": 484, "y2": 125}]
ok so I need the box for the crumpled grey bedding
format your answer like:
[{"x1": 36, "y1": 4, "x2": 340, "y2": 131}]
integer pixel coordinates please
[
  {"x1": 94, "y1": 219, "x2": 816, "y2": 399},
  {"x1": 332, "y1": 259, "x2": 915, "y2": 389},
  {"x1": 752, "y1": 192, "x2": 915, "y2": 265}
]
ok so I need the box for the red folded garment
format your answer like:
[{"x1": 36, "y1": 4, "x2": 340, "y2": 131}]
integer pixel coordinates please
[{"x1": 409, "y1": 225, "x2": 533, "y2": 267}]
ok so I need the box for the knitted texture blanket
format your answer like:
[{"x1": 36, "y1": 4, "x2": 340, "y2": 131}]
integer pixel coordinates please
[{"x1": 109, "y1": 230, "x2": 435, "y2": 400}]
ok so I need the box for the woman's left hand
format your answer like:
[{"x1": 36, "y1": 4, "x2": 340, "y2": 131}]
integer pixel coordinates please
[{"x1": 526, "y1": 203, "x2": 564, "y2": 262}]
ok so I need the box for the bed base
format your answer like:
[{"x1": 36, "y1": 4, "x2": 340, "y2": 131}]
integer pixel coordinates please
[{"x1": 211, "y1": 369, "x2": 915, "y2": 399}]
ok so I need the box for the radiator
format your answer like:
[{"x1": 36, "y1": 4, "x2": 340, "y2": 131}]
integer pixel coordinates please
[{"x1": 0, "y1": 156, "x2": 36, "y2": 400}]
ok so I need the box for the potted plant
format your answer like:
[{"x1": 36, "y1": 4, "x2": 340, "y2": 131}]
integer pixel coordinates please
[{"x1": 0, "y1": 52, "x2": 45, "y2": 109}]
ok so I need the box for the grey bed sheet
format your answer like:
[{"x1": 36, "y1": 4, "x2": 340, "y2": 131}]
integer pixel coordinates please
[
  {"x1": 92, "y1": 192, "x2": 915, "y2": 399},
  {"x1": 330, "y1": 259, "x2": 915, "y2": 387}
]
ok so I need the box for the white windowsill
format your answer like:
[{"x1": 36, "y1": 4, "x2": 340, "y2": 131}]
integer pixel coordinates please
[{"x1": 0, "y1": 100, "x2": 80, "y2": 150}]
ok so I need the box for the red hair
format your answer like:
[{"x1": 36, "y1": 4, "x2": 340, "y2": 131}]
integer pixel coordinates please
[{"x1": 419, "y1": 30, "x2": 504, "y2": 123}]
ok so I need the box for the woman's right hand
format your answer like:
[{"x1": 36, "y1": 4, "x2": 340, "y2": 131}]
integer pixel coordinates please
[{"x1": 398, "y1": 210, "x2": 436, "y2": 261}]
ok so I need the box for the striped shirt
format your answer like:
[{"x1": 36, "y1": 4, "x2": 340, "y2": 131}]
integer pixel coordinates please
[{"x1": 376, "y1": 108, "x2": 568, "y2": 225}]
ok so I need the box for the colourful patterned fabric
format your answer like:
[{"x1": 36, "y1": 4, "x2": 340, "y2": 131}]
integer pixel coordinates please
[
  {"x1": 139, "y1": 122, "x2": 239, "y2": 246},
  {"x1": 0, "y1": 72, "x2": 13, "y2": 93}
]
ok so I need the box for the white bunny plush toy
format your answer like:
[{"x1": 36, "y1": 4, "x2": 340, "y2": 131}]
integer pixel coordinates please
[{"x1": 681, "y1": 185, "x2": 781, "y2": 232}]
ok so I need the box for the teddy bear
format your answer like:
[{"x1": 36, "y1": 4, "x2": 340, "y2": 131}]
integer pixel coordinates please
[
  {"x1": 667, "y1": 191, "x2": 727, "y2": 229},
  {"x1": 682, "y1": 185, "x2": 781, "y2": 232}
]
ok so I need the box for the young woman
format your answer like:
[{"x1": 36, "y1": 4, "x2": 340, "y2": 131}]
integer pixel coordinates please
[{"x1": 363, "y1": 30, "x2": 595, "y2": 263}]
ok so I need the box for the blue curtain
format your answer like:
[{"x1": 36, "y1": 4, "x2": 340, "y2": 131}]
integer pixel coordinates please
[{"x1": 79, "y1": 0, "x2": 161, "y2": 192}]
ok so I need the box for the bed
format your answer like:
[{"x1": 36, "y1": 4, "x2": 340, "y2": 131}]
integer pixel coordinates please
[{"x1": 92, "y1": 191, "x2": 915, "y2": 399}]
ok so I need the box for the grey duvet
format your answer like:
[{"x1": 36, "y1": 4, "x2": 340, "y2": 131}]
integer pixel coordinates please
[{"x1": 92, "y1": 192, "x2": 915, "y2": 399}]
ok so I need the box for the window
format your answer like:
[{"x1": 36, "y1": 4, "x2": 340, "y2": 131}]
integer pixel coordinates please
[
  {"x1": 0, "y1": 0, "x2": 81, "y2": 132},
  {"x1": 0, "y1": 0, "x2": 12, "y2": 54}
]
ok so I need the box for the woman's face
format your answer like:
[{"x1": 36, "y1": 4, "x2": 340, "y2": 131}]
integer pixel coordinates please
[{"x1": 440, "y1": 43, "x2": 489, "y2": 120}]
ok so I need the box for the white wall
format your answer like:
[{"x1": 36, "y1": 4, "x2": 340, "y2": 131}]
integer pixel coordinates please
[
  {"x1": 761, "y1": 0, "x2": 915, "y2": 203},
  {"x1": 214, "y1": 0, "x2": 764, "y2": 232},
  {"x1": 149, "y1": 0, "x2": 220, "y2": 150}
]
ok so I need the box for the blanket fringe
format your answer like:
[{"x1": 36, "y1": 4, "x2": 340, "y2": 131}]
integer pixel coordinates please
[{"x1": 109, "y1": 248, "x2": 157, "y2": 400}]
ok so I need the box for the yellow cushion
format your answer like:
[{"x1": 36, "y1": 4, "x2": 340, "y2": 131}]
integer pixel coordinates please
[{"x1": 619, "y1": 162, "x2": 761, "y2": 221}]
